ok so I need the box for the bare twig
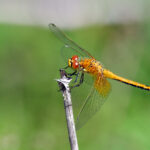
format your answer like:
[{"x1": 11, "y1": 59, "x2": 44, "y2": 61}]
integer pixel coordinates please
[{"x1": 56, "y1": 69, "x2": 79, "y2": 150}]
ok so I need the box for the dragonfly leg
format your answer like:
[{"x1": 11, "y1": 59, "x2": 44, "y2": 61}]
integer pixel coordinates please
[
  {"x1": 67, "y1": 70, "x2": 78, "y2": 77},
  {"x1": 59, "y1": 69, "x2": 84, "y2": 90},
  {"x1": 59, "y1": 68, "x2": 77, "y2": 78},
  {"x1": 72, "y1": 67, "x2": 84, "y2": 83},
  {"x1": 71, "y1": 72, "x2": 84, "y2": 89},
  {"x1": 74, "y1": 71, "x2": 80, "y2": 83}
]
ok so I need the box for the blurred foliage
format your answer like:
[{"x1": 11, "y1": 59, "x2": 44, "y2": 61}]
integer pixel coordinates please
[{"x1": 0, "y1": 22, "x2": 150, "y2": 150}]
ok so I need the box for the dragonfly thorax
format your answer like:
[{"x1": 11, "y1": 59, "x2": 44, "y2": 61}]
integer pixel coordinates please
[{"x1": 68, "y1": 55, "x2": 79, "y2": 69}]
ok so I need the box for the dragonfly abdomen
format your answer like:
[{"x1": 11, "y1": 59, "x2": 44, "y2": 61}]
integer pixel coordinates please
[{"x1": 103, "y1": 69, "x2": 150, "y2": 91}]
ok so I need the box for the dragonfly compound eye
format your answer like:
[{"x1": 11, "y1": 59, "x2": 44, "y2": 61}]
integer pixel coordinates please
[{"x1": 72, "y1": 55, "x2": 79, "y2": 69}]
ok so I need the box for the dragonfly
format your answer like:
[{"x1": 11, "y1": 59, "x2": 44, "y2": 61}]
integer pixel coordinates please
[{"x1": 49, "y1": 23, "x2": 150, "y2": 129}]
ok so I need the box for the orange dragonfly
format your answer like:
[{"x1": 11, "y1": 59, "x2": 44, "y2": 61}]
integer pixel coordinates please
[{"x1": 49, "y1": 23, "x2": 150, "y2": 129}]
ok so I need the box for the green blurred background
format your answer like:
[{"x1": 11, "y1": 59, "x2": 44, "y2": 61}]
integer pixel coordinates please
[
  {"x1": 0, "y1": 22, "x2": 150, "y2": 150},
  {"x1": 0, "y1": 0, "x2": 150, "y2": 149}
]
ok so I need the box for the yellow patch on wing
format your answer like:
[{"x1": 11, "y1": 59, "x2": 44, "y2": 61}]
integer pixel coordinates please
[{"x1": 94, "y1": 75, "x2": 111, "y2": 97}]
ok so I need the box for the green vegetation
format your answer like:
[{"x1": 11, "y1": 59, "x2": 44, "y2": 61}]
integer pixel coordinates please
[{"x1": 0, "y1": 23, "x2": 150, "y2": 150}]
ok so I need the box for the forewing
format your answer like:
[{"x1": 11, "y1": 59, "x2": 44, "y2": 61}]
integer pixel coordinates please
[
  {"x1": 60, "y1": 45, "x2": 85, "y2": 65},
  {"x1": 49, "y1": 23, "x2": 94, "y2": 58},
  {"x1": 75, "y1": 75, "x2": 111, "y2": 130}
]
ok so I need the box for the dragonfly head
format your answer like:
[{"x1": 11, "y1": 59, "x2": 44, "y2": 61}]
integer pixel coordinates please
[{"x1": 68, "y1": 55, "x2": 79, "y2": 69}]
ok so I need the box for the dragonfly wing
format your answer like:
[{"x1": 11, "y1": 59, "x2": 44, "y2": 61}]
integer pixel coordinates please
[
  {"x1": 49, "y1": 23, "x2": 94, "y2": 58},
  {"x1": 94, "y1": 74, "x2": 111, "y2": 97},
  {"x1": 60, "y1": 45, "x2": 86, "y2": 66},
  {"x1": 75, "y1": 75, "x2": 111, "y2": 130}
]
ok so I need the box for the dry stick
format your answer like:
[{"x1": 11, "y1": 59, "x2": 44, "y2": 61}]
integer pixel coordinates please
[{"x1": 56, "y1": 69, "x2": 79, "y2": 150}]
